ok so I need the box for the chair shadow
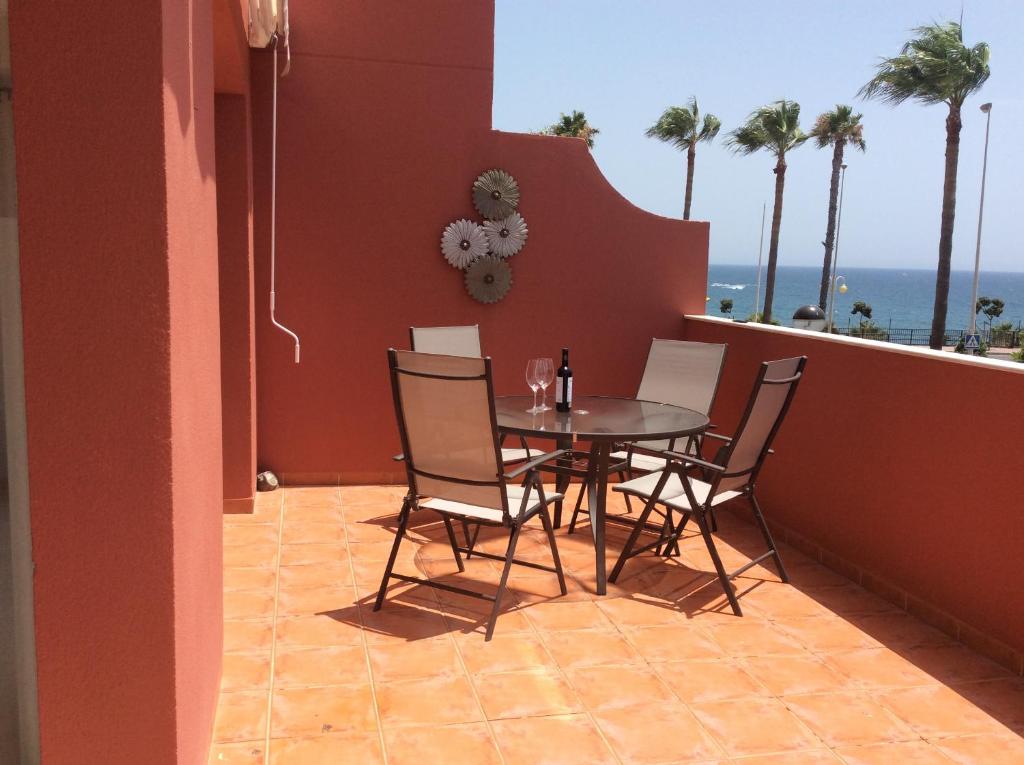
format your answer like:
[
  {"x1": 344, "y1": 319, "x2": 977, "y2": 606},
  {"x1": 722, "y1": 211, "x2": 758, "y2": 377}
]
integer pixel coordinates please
[
  {"x1": 656, "y1": 499, "x2": 1024, "y2": 735},
  {"x1": 328, "y1": 493, "x2": 1024, "y2": 739}
]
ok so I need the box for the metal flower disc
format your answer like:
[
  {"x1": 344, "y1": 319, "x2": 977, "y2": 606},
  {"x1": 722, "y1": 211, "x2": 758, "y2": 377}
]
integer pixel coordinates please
[
  {"x1": 483, "y1": 212, "x2": 528, "y2": 259},
  {"x1": 441, "y1": 218, "x2": 488, "y2": 269},
  {"x1": 472, "y1": 169, "x2": 520, "y2": 220},
  {"x1": 464, "y1": 256, "x2": 513, "y2": 304}
]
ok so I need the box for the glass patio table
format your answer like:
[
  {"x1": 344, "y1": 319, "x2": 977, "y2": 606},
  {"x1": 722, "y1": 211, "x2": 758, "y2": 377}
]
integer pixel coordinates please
[{"x1": 495, "y1": 395, "x2": 709, "y2": 595}]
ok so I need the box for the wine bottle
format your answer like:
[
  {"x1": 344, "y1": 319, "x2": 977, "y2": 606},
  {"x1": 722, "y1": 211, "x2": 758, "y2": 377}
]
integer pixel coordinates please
[{"x1": 555, "y1": 347, "x2": 573, "y2": 412}]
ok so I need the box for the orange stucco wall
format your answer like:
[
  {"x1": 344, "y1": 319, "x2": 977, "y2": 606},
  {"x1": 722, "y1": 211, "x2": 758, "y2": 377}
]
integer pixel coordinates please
[
  {"x1": 10, "y1": 0, "x2": 224, "y2": 762},
  {"x1": 682, "y1": 317, "x2": 1024, "y2": 658},
  {"x1": 251, "y1": 0, "x2": 709, "y2": 482},
  {"x1": 216, "y1": 93, "x2": 258, "y2": 510}
]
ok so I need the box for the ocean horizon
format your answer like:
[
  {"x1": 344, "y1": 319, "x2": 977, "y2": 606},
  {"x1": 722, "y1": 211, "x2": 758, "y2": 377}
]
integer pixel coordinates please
[{"x1": 706, "y1": 264, "x2": 1024, "y2": 330}]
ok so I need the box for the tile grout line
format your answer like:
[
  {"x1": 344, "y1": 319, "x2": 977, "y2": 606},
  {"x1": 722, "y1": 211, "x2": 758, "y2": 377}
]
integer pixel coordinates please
[
  {"x1": 589, "y1": 529, "x2": 839, "y2": 761},
  {"x1": 517, "y1": 516, "x2": 626, "y2": 765},
  {"x1": 261, "y1": 491, "x2": 286, "y2": 764},
  {"x1": 417, "y1": 517, "x2": 508, "y2": 765},
  {"x1": 340, "y1": 489, "x2": 391, "y2": 765},
  {"x1": 566, "y1": 515, "x2": 979, "y2": 762},
  {"x1": 284, "y1": 490, "x2": 1018, "y2": 762},
  {"x1": 767, "y1": 614, "x2": 991, "y2": 759},
  {"x1": 616, "y1": 616, "x2": 735, "y2": 761},
  {"x1": 441, "y1": 609, "x2": 509, "y2": 764}
]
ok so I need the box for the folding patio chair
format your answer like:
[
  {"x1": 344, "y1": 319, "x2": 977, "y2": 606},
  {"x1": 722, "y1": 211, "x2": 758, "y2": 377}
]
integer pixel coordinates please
[
  {"x1": 607, "y1": 356, "x2": 807, "y2": 617},
  {"x1": 569, "y1": 339, "x2": 727, "y2": 535},
  {"x1": 374, "y1": 349, "x2": 568, "y2": 640},
  {"x1": 409, "y1": 324, "x2": 536, "y2": 465},
  {"x1": 409, "y1": 324, "x2": 482, "y2": 357}
]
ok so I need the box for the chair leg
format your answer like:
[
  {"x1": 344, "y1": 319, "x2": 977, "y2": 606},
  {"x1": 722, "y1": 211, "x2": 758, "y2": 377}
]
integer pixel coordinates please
[
  {"x1": 538, "y1": 504, "x2": 567, "y2": 595},
  {"x1": 567, "y1": 481, "x2": 587, "y2": 535},
  {"x1": 485, "y1": 524, "x2": 523, "y2": 641},
  {"x1": 666, "y1": 511, "x2": 691, "y2": 557},
  {"x1": 608, "y1": 494, "x2": 660, "y2": 583},
  {"x1": 667, "y1": 506, "x2": 686, "y2": 557},
  {"x1": 442, "y1": 516, "x2": 465, "y2": 573},
  {"x1": 655, "y1": 507, "x2": 671, "y2": 556},
  {"x1": 462, "y1": 520, "x2": 482, "y2": 558},
  {"x1": 693, "y1": 505, "x2": 742, "y2": 616},
  {"x1": 622, "y1": 467, "x2": 635, "y2": 514},
  {"x1": 748, "y1": 493, "x2": 788, "y2": 583},
  {"x1": 374, "y1": 497, "x2": 412, "y2": 611}
]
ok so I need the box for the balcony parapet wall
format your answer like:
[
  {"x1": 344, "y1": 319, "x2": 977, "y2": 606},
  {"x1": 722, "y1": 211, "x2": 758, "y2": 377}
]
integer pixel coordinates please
[{"x1": 683, "y1": 314, "x2": 1024, "y2": 675}]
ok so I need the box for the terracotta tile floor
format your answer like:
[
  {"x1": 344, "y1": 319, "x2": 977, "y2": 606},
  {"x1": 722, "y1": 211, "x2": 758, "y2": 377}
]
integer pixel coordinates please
[{"x1": 210, "y1": 486, "x2": 1024, "y2": 765}]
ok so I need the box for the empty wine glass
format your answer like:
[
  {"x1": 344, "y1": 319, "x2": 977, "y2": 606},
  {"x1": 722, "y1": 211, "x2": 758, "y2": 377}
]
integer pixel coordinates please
[
  {"x1": 525, "y1": 358, "x2": 542, "y2": 413},
  {"x1": 536, "y1": 357, "x2": 554, "y2": 411}
]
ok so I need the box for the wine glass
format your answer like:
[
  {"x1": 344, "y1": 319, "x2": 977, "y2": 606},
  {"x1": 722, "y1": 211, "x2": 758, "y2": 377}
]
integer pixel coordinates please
[
  {"x1": 525, "y1": 359, "x2": 542, "y2": 413},
  {"x1": 536, "y1": 357, "x2": 554, "y2": 411}
]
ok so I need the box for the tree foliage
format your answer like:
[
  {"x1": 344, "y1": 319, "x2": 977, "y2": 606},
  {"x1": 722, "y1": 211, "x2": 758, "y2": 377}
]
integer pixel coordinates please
[
  {"x1": 645, "y1": 98, "x2": 720, "y2": 220},
  {"x1": 727, "y1": 100, "x2": 806, "y2": 324},
  {"x1": 983, "y1": 298, "x2": 1004, "y2": 323},
  {"x1": 727, "y1": 100, "x2": 808, "y2": 158},
  {"x1": 808, "y1": 105, "x2": 866, "y2": 151},
  {"x1": 645, "y1": 98, "x2": 721, "y2": 151},
  {"x1": 851, "y1": 300, "x2": 873, "y2": 320},
  {"x1": 859, "y1": 22, "x2": 990, "y2": 109},
  {"x1": 859, "y1": 21, "x2": 991, "y2": 351},
  {"x1": 543, "y1": 110, "x2": 600, "y2": 148}
]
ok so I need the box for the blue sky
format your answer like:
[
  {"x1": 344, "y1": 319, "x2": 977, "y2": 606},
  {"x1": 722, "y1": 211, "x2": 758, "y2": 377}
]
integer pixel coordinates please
[{"x1": 493, "y1": 1, "x2": 1023, "y2": 272}]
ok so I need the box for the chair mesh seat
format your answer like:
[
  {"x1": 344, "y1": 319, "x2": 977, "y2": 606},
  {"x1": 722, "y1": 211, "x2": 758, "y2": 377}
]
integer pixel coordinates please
[
  {"x1": 421, "y1": 485, "x2": 564, "y2": 523},
  {"x1": 610, "y1": 450, "x2": 666, "y2": 472},
  {"x1": 500, "y1": 448, "x2": 534, "y2": 464},
  {"x1": 614, "y1": 470, "x2": 741, "y2": 511}
]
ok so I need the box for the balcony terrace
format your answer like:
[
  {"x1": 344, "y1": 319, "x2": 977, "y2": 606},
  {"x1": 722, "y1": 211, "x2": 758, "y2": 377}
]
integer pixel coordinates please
[{"x1": 7, "y1": 2, "x2": 1024, "y2": 763}]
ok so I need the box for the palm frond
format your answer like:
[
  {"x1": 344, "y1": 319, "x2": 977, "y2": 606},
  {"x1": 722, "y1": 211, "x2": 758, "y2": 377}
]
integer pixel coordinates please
[
  {"x1": 699, "y1": 114, "x2": 722, "y2": 142},
  {"x1": 859, "y1": 21, "x2": 990, "y2": 108},
  {"x1": 544, "y1": 110, "x2": 600, "y2": 148},
  {"x1": 726, "y1": 100, "x2": 807, "y2": 157},
  {"x1": 809, "y1": 105, "x2": 866, "y2": 151},
  {"x1": 646, "y1": 98, "x2": 720, "y2": 150}
]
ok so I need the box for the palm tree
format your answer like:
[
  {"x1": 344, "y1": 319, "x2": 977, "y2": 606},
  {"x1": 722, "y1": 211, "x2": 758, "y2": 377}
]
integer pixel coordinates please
[
  {"x1": 544, "y1": 110, "x2": 600, "y2": 148},
  {"x1": 645, "y1": 98, "x2": 721, "y2": 219},
  {"x1": 810, "y1": 106, "x2": 865, "y2": 309},
  {"x1": 727, "y1": 100, "x2": 808, "y2": 324},
  {"x1": 860, "y1": 21, "x2": 990, "y2": 350}
]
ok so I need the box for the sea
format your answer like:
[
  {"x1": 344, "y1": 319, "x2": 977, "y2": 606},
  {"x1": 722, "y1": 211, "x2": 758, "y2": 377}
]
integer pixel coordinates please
[{"x1": 706, "y1": 265, "x2": 1024, "y2": 330}]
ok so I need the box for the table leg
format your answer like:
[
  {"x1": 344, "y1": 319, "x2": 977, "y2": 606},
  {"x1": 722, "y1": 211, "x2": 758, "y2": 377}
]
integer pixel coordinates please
[
  {"x1": 588, "y1": 442, "x2": 610, "y2": 595},
  {"x1": 552, "y1": 436, "x2": 573, "y2": 528}
]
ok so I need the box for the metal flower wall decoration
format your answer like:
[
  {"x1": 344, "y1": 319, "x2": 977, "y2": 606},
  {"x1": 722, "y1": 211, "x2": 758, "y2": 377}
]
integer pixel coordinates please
[
  {"x1": 439, "y1": 169, "x2": 528, "y2": 304},
  {"x1": 483, "y1": 212, "x2": 528, "y2": 259},
  {"x1": 472, "y1": 169, "x2": 520, "y2": 220},
  {"x1": 465, "y1": 256, "x2": 513, "y2": 304},
  {"x1": 441, "y1": 219, "x2": 488, "y2": 269}
]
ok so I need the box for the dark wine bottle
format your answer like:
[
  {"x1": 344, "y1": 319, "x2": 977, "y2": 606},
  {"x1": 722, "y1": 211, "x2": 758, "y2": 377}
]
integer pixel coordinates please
[{"x1": 555, "y1": 347, "x2": 573, "y2": 412}]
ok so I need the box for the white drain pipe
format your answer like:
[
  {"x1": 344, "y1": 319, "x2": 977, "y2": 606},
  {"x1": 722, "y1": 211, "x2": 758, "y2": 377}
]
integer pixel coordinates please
[{"x1": 269, "y1": 34, "x2": 300, "y2": 364}]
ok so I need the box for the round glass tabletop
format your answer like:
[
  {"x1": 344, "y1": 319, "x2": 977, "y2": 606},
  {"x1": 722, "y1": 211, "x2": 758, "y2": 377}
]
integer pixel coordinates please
[{"x1": 495, "y1": 395, "x2": 709, "y2": 442}]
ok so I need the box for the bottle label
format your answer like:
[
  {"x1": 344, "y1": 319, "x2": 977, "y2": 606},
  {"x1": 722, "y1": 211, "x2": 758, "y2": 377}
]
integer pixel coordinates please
[{"x1": 557, "y1": 377, "x2": 573, "y2": 405}]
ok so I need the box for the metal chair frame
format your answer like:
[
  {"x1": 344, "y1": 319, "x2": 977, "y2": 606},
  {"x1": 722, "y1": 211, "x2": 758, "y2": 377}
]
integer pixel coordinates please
[
  {"x1": 608, "y1": 357, "x2": 807, "y2": 617},
  {"x1": 569, "y1": 339, "x2": 727, "y2": 541},
  {"x1": 408, "y1": 324, "x2": 537, "y2": 465},
  {"x1": 375, "y1": 349, "x2": 567, "y2": 640}
]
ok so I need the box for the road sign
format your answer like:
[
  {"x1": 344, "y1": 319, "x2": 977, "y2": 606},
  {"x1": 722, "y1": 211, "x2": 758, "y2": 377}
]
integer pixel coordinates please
[{"x1": 964, "y1": 333, "x2": 981, "y2": 351}]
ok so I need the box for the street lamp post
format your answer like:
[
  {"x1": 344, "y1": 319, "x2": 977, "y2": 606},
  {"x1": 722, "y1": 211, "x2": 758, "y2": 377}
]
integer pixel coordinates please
[
  {"x1": 825, "y1": 163, "x2": 849, "y2": 332},
  {"x1": 826, "y1": 275, "x2": 848, "y2": 332},
  {"x1": 753, "y1": 202, "x2": 766, "y2": 320},
  {"x1": 968, "y1": 102, "x2": 993, "y2": 341}
]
